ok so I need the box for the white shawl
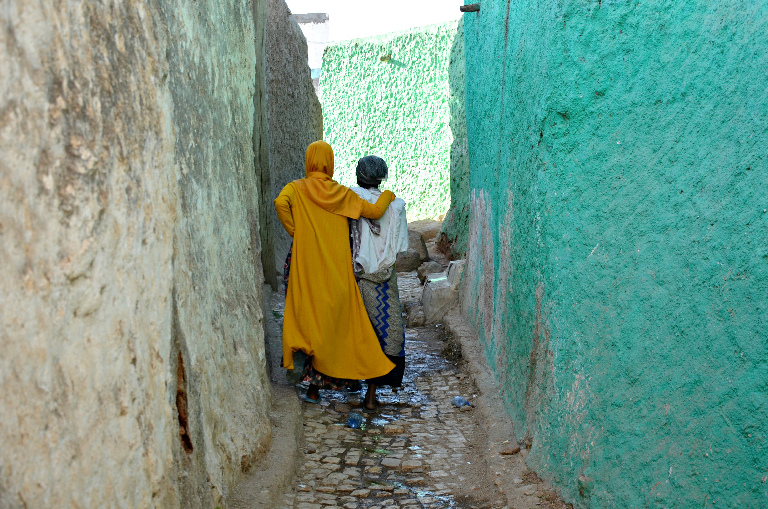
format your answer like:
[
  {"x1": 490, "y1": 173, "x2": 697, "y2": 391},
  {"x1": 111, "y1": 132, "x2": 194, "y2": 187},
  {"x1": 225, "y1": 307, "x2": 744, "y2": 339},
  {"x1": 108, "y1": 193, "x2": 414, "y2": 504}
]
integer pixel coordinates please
[{"x1": 351, "y1": 187, "x2": 408, "y2": 274}]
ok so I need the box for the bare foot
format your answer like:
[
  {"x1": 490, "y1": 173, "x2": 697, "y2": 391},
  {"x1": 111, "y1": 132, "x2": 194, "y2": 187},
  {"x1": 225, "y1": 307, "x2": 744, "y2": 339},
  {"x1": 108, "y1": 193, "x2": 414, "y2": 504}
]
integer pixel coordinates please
[{"x1": 364, "y1": 384, "x2": 378, "y2": 410}]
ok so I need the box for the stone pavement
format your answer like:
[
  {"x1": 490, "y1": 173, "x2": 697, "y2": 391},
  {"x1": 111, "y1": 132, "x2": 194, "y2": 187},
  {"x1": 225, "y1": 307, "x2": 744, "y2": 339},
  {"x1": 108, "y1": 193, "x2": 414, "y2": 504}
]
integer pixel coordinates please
[
  {"x1": 267, "y1": 272, "x2": 570, "y2": 509},
  {"x1": 278, "y1": 324, "x2": 503, "y2": 509}
]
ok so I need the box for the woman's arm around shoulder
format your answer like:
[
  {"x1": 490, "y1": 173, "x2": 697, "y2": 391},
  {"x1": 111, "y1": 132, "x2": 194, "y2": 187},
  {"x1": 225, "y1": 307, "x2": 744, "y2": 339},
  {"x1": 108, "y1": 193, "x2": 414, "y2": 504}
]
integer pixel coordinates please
[
  {"x1": 274, "y1": 184, "x2": 297, "y2": 236},
  {"x1": 360, "y1": 190, "x2": 395, "y2": 220}
]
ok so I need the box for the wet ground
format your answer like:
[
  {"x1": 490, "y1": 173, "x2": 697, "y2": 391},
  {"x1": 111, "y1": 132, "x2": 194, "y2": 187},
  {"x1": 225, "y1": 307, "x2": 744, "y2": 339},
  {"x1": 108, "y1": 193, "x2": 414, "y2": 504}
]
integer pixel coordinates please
[
  {"x1": 278, "y1": 326, "x2": 504, "y2": 509},
  {"x1": 270, "y1": 271, "x2": 570, "y2": 509},
  {"x1": 274, "y1": 272, "x2": 496, "y2": 508}
]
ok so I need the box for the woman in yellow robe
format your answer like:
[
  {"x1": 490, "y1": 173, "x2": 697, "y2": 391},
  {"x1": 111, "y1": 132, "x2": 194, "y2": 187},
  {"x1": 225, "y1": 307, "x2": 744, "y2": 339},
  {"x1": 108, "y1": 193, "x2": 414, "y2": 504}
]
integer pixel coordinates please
[{"x1": 274, "y1": 141, "x2": 396, "y2": 402}]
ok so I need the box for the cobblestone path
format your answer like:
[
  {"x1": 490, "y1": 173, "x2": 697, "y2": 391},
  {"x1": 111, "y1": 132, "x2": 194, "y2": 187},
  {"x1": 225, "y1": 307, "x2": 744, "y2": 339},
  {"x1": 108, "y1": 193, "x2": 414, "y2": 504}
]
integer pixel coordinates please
[
  {"x1": 278, "y1": 273, "x2": 507, "y2": 509},
  {"x1": 268, "y1": 271, "x2": 571, "y2": 509},
  {"x1": 279, "y1": 328, "x2": 507, "y2": 509}
]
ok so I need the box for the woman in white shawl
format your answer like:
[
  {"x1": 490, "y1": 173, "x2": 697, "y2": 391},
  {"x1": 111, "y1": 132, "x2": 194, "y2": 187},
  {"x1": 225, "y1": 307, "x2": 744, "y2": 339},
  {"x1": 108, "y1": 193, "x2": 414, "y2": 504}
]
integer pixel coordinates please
[{"x1": 349, "y1": 156, "x2": 409, "y2": 410}]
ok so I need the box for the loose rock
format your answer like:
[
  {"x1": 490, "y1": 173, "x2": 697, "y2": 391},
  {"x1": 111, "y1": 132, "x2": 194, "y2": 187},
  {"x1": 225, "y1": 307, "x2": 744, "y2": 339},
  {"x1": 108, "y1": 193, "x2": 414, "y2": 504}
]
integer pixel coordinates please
[
  {"x1": 396, "y1": 249, "x2": 422, "y2": 272},
  {"x1": 417, "y1": 260, "x2": 444, "y2": 283},
  {"x1": 422, "y1": 272, "x2": 458, "y2": 324},
  {"x1": 408, "y1": 219, "x2": 443, "y2": 243},
  {"x1": 405, "y1": 305, "x2": 426, "y2": 327},
  {"x1": 408, "y1": 229, "x2": 429, "y2": 261},
  {"x1": 500, "y1": 445, "x2": 521, "y2": 455}
]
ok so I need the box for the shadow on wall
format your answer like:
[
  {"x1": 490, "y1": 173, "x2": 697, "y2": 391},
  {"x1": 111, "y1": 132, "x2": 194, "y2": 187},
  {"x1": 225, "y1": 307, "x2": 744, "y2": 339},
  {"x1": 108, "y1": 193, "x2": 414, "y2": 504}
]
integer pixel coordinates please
[
  {"x1": 439, "y1": 17, "x2": 469, "y2": 259},
  {"x1": 266, "y1": 0, "x2": 324, "y2": 283}
]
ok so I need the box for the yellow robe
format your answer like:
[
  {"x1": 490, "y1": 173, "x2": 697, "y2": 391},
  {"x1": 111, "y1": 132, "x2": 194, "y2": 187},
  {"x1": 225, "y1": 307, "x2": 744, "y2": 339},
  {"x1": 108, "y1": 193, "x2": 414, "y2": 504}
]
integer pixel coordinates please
[{"x1": 274, "y1": 142, "x2": 395, "y2": 380}]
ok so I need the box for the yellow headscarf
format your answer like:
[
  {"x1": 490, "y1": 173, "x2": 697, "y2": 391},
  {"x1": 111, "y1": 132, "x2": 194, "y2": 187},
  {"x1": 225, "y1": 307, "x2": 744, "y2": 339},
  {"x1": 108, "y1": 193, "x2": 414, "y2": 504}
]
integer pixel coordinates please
[
  {"x1": 305, "y1": 140, "x2": 335, "y2": 177},
  {"x1": 294, "y1": 141, "x2": 363, "y2": 218}
]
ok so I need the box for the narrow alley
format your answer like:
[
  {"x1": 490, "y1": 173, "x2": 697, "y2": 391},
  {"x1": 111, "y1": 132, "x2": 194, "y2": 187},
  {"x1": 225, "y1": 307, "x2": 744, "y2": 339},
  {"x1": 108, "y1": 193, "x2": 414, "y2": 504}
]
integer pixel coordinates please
[
  {"x1": 2, "y1": 1, "x2": 766, "y2": 508},
  {"x1": 279, "y1": 277, "x2": 494, "y2": 508},
  {"x1": 245, "y1": 251, "x2": 572, "y2": 509}
]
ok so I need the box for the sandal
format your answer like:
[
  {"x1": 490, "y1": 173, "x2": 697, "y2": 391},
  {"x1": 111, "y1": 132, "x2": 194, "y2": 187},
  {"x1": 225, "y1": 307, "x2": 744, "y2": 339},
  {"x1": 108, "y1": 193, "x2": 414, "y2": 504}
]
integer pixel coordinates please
[{"x1": 303, "y1": 394, "x2": 321, "y2": 404}]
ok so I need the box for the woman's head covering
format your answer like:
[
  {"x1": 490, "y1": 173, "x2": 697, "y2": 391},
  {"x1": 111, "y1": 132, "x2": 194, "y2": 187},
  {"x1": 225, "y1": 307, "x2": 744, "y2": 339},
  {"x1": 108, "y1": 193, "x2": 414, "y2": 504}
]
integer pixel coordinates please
[
  {"x1": 356, "y1": 156, "x2": 389, "y2": 188},
  {"x1": 293, "y1": 141, "x2": 364, "y2": 218},
  {"x1": 305, "y1": 140, "x2": 335, "y2": 178}
]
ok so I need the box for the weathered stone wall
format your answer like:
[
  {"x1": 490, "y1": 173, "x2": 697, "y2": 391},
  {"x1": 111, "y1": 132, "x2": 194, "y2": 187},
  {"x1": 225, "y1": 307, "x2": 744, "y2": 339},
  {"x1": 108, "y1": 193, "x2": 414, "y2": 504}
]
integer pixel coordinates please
[
  {"x1": 0, "y1": 1, "x2": 270, "y2": 507},
  {"x1": 319, "y1": 23, "x2": 457, "y2": 221},
  {"x1": 266, "y1": 0, "x2": 324, "y2": 276},
  {"x1": 459, "y1": 1, "x2": 768, "y2": 507}
]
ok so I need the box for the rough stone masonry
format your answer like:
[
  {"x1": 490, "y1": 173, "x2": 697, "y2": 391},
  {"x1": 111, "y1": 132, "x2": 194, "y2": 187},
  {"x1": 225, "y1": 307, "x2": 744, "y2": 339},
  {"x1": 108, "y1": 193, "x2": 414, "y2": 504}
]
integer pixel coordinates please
[
  {"x1": 0, "y1": 1, "x2": 273, "y2": 507},
  {"x1": 265, "y1": 0, "x2": 324, "y2": 282}
]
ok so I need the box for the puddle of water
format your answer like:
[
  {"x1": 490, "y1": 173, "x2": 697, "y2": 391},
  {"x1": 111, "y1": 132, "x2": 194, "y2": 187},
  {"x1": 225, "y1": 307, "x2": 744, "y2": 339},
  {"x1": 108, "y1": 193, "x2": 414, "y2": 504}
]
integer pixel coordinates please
[
  {"x1": 397, "y1": 271, "x2": 423, "y2": 305},
  {"x1": 412, "y1": 488, "x2": 461, "y2": 508},
  {"x1": 293, "y1": 329, "x2": 452, "y2": 410},
  {"x1": 290, "y1": 314, "x2": 477, "y2": 508},
  {"x1": 404, "y1": 336, "x2": 454, "y2": 381}
]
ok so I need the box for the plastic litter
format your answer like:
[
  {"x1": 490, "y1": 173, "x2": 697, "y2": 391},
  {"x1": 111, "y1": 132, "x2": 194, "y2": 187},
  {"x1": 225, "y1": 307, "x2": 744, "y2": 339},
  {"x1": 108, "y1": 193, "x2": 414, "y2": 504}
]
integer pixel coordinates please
[
  {"x1": 347, "y1": 412, "x2": 364, "y2": 429},
  {"x1": 452, "y1": 396, "x2": 474, "y2": 408}
]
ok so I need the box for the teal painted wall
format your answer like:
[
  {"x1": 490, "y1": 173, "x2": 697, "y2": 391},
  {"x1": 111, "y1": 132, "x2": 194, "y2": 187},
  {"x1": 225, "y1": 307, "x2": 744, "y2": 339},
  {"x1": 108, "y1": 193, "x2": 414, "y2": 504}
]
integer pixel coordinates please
[
  {"x1": 319, "y1": 23, "x2": 457, "y2": 221},
  {"x1": 458, "y1": 1, "x2": 768, "y2": 507}
]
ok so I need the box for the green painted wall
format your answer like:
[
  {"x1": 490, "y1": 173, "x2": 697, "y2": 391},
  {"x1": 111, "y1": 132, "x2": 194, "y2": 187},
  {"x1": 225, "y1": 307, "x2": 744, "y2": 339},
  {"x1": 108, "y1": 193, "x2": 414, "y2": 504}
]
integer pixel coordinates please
[
  {"x1": 319, "y1": 23, "x2": 457, "y2": 221},
  {"x1": 458, "y1": 1, "x2": 768, "y2": 507}
]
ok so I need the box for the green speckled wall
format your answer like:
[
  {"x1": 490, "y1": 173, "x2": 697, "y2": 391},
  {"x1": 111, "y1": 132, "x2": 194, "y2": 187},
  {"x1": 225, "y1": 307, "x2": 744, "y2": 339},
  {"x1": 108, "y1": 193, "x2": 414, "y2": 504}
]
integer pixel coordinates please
[
  {"x1": 319, "y1": 23, "x2": 458, "y2": 221},
  {"x1": 458, "y1": 1, "x2": 768, "y2": 507}
]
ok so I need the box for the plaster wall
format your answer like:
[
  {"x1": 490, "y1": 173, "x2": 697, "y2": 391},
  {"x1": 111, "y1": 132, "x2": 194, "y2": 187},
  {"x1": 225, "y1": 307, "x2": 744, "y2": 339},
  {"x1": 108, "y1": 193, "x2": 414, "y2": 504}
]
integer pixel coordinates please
[
  {"x1": 319, "y1": 23, "x2": 457, "y2": 221},
  {"x1": 267, "y1": 0, "x2": 324, "y2": 276},
  {"x1": 459, "y1": 1, "x2": 768, "y2": 507},
  {"x1": 440, "y1": 18, "x2": 469, "y2": 258},
  {"x1": 0, "y1": 1, "x2": 270, "y2": 506}
]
